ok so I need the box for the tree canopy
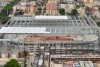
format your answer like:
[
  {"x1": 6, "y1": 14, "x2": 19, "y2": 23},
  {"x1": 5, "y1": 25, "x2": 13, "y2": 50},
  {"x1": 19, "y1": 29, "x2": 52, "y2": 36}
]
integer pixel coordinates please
[
  {"x1": 97, "y1": 22, "x2": 100, "y2": 27},
  {"x1": 0, "y1": 0, "x2": 20, "y2": 24},
  {"x1": 76, "y1": 5, "x2": 81, "y2": 9},
  {"x1": 85, "y1": 6, "x2": 91, "y2": 15},
  {"x1": 71, "y1": 9, "x2": 79, "y2": 16},
  {"x1": 4, "y1": 59, "x2": 20, "y2": 67},
  {"x1": 59, "y1": 8, "x2": 65, "y2": 15}
]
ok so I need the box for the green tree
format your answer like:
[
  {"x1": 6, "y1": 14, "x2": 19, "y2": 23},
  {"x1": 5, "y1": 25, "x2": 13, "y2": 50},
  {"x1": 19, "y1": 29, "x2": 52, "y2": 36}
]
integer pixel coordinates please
[
  {"x1": 23, "y1": 51, "x2": 28, "y2": 58},
  {"x1": 24, "y1": 58, "x2": 27, "y2": 67},
  {"x1": 76, "y1": 5, "x2": 80, "y2": 9},
  {"x1": 0, "y1": 0, "x2": 21, "y2": 24},
  {"x1": 98, "y1": 6, "x2": 100, "y2": 11},
  {"x1": 0, "y1": 16, "x2": 10, "y2": 24},
  {"x1": 59, "y1": 8, "x2": 65, "y2": 15},
  {"x1": 4, "y1": 59, "x2": 20, "y2": 67},
  {"x1": 71, "y1": 9, "x2": 79, "y2": 16},
  {"x1": 97, "y1": 22, "x2": 100, "y2": 27},
  {"x1": 85, "y1": 6, "x2": 91, "y2": 15}
]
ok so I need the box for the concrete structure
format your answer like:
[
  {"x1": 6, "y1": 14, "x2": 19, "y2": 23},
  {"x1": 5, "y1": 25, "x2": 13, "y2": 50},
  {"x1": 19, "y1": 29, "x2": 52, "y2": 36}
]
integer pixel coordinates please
[
  {"x1": 0, "y1": 16, "x2": 100, "y2": 67},
  {"x1": 77, "y1": 7, "x2": 85, "y2": 16}
]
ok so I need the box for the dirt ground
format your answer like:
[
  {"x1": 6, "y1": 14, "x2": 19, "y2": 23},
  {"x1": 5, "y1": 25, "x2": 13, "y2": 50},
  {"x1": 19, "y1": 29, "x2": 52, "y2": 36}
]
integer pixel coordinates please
[{"x1": 0, "y1": 23, "x2": 4, "y2": 27}]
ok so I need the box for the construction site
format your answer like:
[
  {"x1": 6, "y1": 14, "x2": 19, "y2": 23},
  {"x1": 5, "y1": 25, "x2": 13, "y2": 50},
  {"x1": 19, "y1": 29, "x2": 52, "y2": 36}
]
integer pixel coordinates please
[{"x1": 0, "y1": 16, "x2": 100, "y2": 67}]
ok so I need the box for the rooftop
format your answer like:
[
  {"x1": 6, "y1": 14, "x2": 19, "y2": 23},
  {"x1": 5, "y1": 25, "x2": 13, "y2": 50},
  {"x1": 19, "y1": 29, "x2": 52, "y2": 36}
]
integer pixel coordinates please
[
  {"x1": 5, "y1": 16, "x2": 98, "y2": 27},
  {"x1": 0, "y1": 16, "x2": 98, "y2": 35}
]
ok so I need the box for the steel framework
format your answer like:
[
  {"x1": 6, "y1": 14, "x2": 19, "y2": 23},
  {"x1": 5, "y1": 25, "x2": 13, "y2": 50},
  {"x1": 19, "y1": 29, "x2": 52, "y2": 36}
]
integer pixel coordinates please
[{"x1": 0, "y1": 16, "x2": 100, "y2": 64}]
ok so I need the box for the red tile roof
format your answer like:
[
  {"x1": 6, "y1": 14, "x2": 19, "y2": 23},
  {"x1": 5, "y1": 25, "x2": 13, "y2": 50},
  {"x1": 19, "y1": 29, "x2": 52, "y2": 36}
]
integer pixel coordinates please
[
  {"x1": 46, "y1": 3, "x2": 58, "y2": 10},
  {"x1": 33, "y1": 7, "x2": 39, "y2": 13}
]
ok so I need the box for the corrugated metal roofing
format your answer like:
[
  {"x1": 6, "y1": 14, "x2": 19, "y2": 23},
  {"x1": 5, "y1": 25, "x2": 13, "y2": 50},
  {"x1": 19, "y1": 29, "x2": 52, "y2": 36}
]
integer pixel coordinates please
[
  {"x1": 0, "y1": 27, "x2": 50, "y2": 33},
  {"x1": 0, "y1": 26, "x2": 95, "y2": 34},
  {"x1": 35, "y1": 16, "x2": 68, "y2": 20}
]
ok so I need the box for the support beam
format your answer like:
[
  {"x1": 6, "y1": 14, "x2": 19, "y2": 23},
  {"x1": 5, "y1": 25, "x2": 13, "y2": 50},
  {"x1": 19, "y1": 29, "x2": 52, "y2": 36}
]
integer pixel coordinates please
[
  {"x1": 73, "y1": 16, "x2": 79, "y2": 26},
  {"x1": 82, "y1": 17, "x2": 88, "y2": 26}
]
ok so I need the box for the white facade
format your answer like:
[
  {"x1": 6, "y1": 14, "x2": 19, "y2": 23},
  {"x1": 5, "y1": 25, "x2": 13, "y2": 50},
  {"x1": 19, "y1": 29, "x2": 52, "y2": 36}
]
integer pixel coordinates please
[
  {"x1": 59, "y1": 4, "x2": 68, "y2": 9},
  {"x1": 59, "y1": 1, "x2": 75, "y2": 13}
]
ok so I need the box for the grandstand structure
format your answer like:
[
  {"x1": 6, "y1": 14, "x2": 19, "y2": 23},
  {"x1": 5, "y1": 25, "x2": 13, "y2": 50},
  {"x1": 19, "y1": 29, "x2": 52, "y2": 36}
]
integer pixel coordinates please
[{"x1": 0, "y1": 16, "x2": 100, "y2": 62}]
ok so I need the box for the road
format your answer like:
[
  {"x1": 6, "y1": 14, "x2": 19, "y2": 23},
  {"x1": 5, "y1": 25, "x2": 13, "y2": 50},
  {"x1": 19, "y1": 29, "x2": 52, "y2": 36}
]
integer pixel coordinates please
[{"x1": 26, "y1": 55, "x2": 35, "y2": 67}]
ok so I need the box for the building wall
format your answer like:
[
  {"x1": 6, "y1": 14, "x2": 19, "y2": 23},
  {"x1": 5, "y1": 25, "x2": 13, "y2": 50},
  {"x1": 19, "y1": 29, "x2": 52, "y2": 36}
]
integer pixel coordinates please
[
  {"x1": 63, "y1": 0, "x2": 74, "y2": 2},
  {"x1": 46, "y1": 3, "x2": 58, "y2": 15},
  {"x1": 46, "y1": 10, "x2": 58, "y2": 15},
  {"x1": 83, "y1": 0, "x2": 94, "y2": 4},
  {"x1": 59, "y1": 4, "x2": 68, "y2": 9},
  {"x1": 77, "y1": 7, "x2": 85, "y2": 16},
  {"x1": 48, "y1": 0, "x2": 61, "y2": 3}
]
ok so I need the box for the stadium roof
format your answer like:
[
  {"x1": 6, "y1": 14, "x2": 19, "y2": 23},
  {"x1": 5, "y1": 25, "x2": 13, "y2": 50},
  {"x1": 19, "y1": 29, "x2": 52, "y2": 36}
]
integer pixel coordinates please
[
  {"x1": 35, "y1": 16, "x2": 68, "y2": 20},
  {"x1": 0, "y1": 16, "x2": 99, "y2": 34},
  {"x1": 5, "y1": 16, "x2": 98, "y2": 27},
  {"x1": 0, "y1": 27, "x2": 50, "y2": 34},
  {"x1": 0, "y1": 27, "x2": 97, "y2": 34}
]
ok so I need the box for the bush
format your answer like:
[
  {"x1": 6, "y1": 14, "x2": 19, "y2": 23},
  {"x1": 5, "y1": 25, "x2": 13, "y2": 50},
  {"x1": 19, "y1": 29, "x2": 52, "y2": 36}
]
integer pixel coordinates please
[
  {"x1": 4, "y1": 59, "x2": 20, "y2": 67},
  {"x1": 0, "y1": 15, "x2": 10, "y2": 24},
  {"x1": 59, "y1": 8, "x2": 65, "y2": 15}
]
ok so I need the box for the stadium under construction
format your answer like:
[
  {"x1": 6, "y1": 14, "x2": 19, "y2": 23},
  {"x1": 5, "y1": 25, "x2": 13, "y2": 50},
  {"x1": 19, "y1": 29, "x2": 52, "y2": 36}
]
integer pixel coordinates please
[{"x1": 0, "y1": 16, "x2": 100, "y2": 67}]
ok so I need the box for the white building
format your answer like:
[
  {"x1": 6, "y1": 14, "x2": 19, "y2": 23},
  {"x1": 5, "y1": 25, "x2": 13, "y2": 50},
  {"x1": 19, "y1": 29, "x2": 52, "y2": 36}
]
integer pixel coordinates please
[{"x1": 59, "y1": 1, "x2": 75, "y2": 13}]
